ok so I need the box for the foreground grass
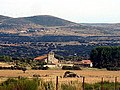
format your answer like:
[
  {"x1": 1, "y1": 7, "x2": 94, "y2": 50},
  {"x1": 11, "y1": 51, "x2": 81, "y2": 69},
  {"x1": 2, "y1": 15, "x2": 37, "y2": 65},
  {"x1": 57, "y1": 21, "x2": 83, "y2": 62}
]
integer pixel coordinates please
[
  {"x1": 0, "y1": 78, "x2": 120, "y2": 90},
  {"x1": 0, "y1": 78, "x2": 39, "y2": 90},
  {"x1": 84, "y1": 81, "x2": 120, "y2": 90}
]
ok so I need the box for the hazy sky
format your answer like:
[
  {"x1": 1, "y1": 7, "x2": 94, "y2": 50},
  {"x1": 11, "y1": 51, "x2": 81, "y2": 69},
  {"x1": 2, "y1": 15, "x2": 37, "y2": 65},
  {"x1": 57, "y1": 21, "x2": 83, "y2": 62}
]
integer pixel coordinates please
[{"x1": 0, "y1": 0, "x2": 120, "y2": 23}]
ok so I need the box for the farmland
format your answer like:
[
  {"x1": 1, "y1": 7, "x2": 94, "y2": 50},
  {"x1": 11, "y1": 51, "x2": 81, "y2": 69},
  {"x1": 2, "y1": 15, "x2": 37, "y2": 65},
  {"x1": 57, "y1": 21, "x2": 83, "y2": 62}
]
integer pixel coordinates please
[{"x1": 0, "y1": 70, "x2": 120, "y2": 84}]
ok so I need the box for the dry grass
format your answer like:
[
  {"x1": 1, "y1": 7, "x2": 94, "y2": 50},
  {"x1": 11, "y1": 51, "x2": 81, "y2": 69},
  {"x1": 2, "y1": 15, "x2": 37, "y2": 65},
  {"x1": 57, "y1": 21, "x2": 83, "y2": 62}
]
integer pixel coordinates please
[
  {"x1": 0, "y1": 62, "x2": 14, "y2": 67},
  {"x1": 0, "y1": 70, "x2": 120, "y2": 83}
]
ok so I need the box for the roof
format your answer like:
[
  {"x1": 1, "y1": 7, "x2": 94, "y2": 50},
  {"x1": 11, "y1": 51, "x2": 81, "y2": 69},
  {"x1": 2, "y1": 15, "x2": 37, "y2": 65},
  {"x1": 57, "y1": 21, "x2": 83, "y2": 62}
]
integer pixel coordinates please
[
  {"x1": 34, "y1": 55, "x2": 48, "y2": 61},
  {"x1": 81, "y1": 60, "x2": 92, "y2": 64},
  {"x1": 74, "y1": 60, "x2": 92, "y2": 65}
]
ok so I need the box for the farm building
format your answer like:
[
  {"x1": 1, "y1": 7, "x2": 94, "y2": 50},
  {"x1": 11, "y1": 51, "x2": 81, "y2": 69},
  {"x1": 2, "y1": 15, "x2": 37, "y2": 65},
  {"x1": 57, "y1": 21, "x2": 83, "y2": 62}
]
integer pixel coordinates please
[
  {"x1": 74, "y1": 60, "x2": 93, "y2": 67},
  {"x1": 34, "y1": 52, "x2": 59, "y2": 67}
]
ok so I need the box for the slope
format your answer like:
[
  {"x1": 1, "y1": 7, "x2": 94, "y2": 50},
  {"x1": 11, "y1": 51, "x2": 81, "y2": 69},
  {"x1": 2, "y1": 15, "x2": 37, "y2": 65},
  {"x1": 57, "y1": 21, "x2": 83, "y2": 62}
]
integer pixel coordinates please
[{"x1": 23, "y1": 15, "x2": 78, "y2": 26}]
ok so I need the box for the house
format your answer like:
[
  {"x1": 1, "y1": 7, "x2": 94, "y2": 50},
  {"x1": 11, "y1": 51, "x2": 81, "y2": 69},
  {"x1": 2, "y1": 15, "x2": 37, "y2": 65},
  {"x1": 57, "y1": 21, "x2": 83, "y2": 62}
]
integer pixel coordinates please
[
  {"x1": 34, "y1": 52, "x2": 59, "y2": 67},
  {"x1": 74, "y1": 60, "x2": 93, "y2": 67}
]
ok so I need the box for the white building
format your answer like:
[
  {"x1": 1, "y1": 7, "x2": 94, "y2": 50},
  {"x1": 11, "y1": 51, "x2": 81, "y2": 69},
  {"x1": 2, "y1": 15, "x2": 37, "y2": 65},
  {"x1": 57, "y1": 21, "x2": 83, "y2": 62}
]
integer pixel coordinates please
[{"x1": 34, "y1": 51, "x2": 59, "y2": 67}]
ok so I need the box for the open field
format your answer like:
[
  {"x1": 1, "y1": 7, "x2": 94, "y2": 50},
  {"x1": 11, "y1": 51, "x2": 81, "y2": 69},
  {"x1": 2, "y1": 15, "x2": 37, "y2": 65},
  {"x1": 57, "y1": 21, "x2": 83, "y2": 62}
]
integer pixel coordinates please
[{"x1": 0, "y1": 70, "x2": 120, "y2": 84}]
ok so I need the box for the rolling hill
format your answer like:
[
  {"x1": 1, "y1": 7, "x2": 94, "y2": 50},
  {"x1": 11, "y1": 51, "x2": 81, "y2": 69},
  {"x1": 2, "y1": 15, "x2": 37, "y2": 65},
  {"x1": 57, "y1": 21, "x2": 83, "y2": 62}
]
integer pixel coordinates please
[
  {"x1": 22, "y1": 15, "x2": 78, "y2": 26},
  {"x1": 0, "y1": 15, "x2": 81, "y2": 36},
  {"x1": 0, "y1": 15, "x2": 78, "y2": 27},
  {"x1": 0, "y1": 15, "x2": 11, "y2": 22}
]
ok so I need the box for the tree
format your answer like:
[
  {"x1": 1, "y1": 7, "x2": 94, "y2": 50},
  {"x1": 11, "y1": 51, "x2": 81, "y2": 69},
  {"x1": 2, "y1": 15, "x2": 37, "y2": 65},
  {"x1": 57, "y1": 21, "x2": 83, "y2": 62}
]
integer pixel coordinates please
[
  {"x1": 90, "y1": 46, "x2": 120, "y2": 68},
  {"x1": 22, "y1": 67, "x2": 27, "y2": 73}
]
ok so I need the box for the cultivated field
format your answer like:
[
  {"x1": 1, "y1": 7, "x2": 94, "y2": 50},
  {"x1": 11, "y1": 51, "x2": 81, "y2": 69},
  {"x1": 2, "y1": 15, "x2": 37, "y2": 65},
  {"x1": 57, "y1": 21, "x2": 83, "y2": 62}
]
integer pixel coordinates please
[{"x1": 0, "y1": 70, "x2": 120, "y2": 84}]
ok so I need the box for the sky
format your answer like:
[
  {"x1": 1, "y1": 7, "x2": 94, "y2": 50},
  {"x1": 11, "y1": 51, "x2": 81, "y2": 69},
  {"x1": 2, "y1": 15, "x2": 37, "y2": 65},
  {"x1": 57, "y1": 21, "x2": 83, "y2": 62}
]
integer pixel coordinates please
[{"x1": 0, "y1": 0, "x2": 120, "y2": 23}]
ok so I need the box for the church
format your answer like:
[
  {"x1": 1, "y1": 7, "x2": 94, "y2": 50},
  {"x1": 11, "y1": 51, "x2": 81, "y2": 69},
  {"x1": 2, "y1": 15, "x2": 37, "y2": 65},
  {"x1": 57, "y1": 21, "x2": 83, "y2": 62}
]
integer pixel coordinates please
[{"x1": 34, "y1": 52, "x2": 59, "y2": 67}]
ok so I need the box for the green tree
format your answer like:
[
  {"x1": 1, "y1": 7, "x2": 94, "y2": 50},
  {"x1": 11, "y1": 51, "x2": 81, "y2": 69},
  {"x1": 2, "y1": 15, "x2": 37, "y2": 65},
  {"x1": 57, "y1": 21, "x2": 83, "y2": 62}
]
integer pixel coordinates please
[{"x1": 90, "y1": 46, "x2": 120, "y2": 68}]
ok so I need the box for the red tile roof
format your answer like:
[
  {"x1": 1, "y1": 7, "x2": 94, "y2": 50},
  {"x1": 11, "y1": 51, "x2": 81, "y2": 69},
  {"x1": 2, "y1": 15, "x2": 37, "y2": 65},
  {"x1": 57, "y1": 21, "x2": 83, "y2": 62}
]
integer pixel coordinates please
[
  {"x1": 81, "y1": 60, "x2": 92, "y2": 64},
  {"x1": 34, "y1": 55, "x2": 48, "y2": 61}
]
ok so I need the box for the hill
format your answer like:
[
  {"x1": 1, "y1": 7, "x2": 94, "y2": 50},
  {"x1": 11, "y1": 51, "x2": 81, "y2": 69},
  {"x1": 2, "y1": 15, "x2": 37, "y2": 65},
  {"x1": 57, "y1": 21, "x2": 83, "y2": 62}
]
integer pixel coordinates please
[
  {"x1": 1, "y1": 15, "x2": 77, "y2": 27},
  {"x1": 0, "y1": 15, "x2": 120, "y2": 36},
  {"x1": 22, "y1": 15, "x2": 78, "y2": 26},
  {"x1": 0, "y1": 15, "x2": 81, "y2": 36},
  {"x1": 0, "y1": 15, "x2": 11, "y2": 22},
  {"x1": 2, "y1": 18, "x2": 32, "y2": 25}
]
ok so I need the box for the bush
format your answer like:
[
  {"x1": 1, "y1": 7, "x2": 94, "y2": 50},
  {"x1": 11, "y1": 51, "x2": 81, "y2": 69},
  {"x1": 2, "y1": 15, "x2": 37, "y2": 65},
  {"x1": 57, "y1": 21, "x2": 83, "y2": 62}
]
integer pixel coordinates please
[
  {"x1": 106, "y1": 67, "x2": 120, "y2": 71},
  {"x1": 22, "y1": 67, "x2": 27, "y2": 73},
  {"x1": 73, "y1": 66, "x2": 81, "y2": 70},
  {"x1": 39, "y1": 80, "x2": 55, "y2": 90},
  {"x1": 43, "y1": 81, "x2": 54, "y2": 90},
  {"x1": 62, "y1": 66, "x2": 72, "y2": 70},
  {"x1": 1, "y1": 78, "x2": 120, "y2": 90},
  {"x1": 84, "y1": 83, "x2": 93, "y2": 90},
  {"x1": 32, "y1": 66, "x2": 49, "y2": 70},
  {"x1": 62, "y1": 66, "x2": 81, "y2": 70},
  {"x1": 32, "y1": 66, "x2": 39, "y2": 70},
  {"x1": 0, "y1": 78, "x2": 39, "y2": 90},
  {"x1": 61, "y1": 83, "x2": 76, "y2": 90},
  {"x1": 42, "y1": 66, "x2": 49, "y2": 70}
]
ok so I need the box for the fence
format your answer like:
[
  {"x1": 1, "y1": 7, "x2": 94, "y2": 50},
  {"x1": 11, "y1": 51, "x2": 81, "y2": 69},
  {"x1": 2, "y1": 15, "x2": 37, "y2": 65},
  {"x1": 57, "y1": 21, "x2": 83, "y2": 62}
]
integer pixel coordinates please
[
  {"x1": 54, "y1": 76, "x2": 120, "y2": 90},
  {"x1": 0, "y1": 76, "x2": 120, "y2": 90}
]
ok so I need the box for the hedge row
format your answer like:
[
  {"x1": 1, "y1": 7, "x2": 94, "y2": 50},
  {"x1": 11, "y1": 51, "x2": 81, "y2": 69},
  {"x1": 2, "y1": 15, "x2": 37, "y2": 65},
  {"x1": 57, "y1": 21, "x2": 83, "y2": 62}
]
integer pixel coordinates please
[
  {"x1": 106, "y1": 67, "x2": 120, "y2": 71},
  {"x1": 62, "y1": 66, "x2": 81, "y2": 70}
]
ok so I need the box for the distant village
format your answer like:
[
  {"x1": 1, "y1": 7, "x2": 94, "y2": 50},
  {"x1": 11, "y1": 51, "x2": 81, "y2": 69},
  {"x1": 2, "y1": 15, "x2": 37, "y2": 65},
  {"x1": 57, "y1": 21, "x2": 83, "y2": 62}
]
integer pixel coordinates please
[
  {"x1": 33, "y1": 51, "x2": 93, "y2": 68},
  {"x1": 0, "y1": 51, "x2": 93, "y2": 70}
]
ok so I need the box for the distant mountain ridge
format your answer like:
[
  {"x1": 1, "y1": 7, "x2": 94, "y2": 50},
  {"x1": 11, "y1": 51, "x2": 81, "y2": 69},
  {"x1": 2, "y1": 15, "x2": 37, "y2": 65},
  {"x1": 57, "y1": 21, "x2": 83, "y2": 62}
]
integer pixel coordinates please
[
  {"x1": 0, "y1": 15, "x2": 120, "y2": 36},
  {"x1": 22, "y1": 15, "x2": 77, "y2": 26},
  {"x1": 0, "y1": 15, "x2": 82, "y2": 36},
  {"x1": 0, "y1": 15, "x2": 78, "y2": 26}
]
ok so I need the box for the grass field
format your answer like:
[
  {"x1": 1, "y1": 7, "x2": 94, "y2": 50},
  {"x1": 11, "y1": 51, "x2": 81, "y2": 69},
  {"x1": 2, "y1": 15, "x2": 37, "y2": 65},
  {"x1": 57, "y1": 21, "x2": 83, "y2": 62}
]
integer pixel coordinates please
[{"x1": 0, "y1": 70, "x2": 120, "y2": 84}]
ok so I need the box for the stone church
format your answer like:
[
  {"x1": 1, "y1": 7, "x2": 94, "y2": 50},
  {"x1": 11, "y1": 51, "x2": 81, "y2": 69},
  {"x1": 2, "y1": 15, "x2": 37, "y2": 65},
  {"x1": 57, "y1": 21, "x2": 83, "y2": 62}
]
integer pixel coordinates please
[{"x1": 34, "y1": 51, "x2": 59, "y2": 65}]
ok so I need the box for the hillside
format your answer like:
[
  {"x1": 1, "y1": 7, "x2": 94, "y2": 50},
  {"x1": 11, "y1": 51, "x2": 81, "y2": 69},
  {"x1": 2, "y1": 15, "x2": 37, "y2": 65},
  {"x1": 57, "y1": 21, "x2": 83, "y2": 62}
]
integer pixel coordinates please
[
  {"x1": 22, "y1": 15, "x2": 78, "y2": 26},
  {"x1": 0, "y1": 15, "x2": 77, "y2": 27},
  {"x1": 2, "y1": 18, "x2": 32, "y2": 25},
  {"x1": 0, "y1": 15, "x2": 11, "y2": 22},
  {"x1": 0, "y1": 15, "x2": 81, "y2": 36}
]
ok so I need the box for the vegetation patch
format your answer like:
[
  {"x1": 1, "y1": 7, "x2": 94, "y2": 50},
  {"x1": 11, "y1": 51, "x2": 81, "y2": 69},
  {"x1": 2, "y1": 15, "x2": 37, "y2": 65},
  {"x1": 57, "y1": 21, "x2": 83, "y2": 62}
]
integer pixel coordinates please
[
  {"x1": 0, "y1": 78, "x2": 120, "y2": 90},
  {"x1": 62, "y1": 66, "x2": 81, "y2": 70},
  {"x1": 0, "y1": 78, "x2": 39, "y2": 90},
  {"x1": 90, "y1": 46, "x2": 120, "y2": 69}
]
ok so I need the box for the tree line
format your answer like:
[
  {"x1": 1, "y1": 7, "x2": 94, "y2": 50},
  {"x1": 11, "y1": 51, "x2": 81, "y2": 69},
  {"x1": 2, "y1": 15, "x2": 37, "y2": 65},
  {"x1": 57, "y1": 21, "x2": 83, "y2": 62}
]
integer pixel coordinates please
[{"x1": 90, "y1": 46, "x2": 120, "y2": 69}]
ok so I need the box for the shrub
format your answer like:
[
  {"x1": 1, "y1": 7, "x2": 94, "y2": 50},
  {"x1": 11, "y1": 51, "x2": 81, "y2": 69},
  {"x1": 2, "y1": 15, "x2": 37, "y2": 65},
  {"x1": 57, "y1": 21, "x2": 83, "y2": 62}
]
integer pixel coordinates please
[
  {"x1": 43, "y1": 81, "x2": 54, "y2": 90},
  {"x1": 62, "y1": 66, "x2": 81, "y2": 70},
  {"x1": 84, "y1": 83, "x2": 93, "y2": 90},
  {"x1": 84, "y1": 81, "x2": 120, "y2": 90},
  {"x1": 62, "y1": 66, "x2": 72, "y2": 70},
  {"x1": 39, "y1": 80, "x2": 55, "y2": 90},
  {"x1": 22, "y1": 67, "x2": 27, "y2": 73},
  {"x1": 61, "y1": 83, "x2": 76, "y2": 90},
  {"x1": 42, "y1": 66, "x2": 49, "y2": 70},
  {"x1": 32, "y1": 66, "x2": 49, "y2": 70},
  {"x1": 0, "y1": 78, "x2": 39, "y2": 90},
  {"x1": 72, "y1": 66, "x2": 81, "y2": 70},
  {"x1": 106, "y1": 67, "x2": 120, "y2": 71}
]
